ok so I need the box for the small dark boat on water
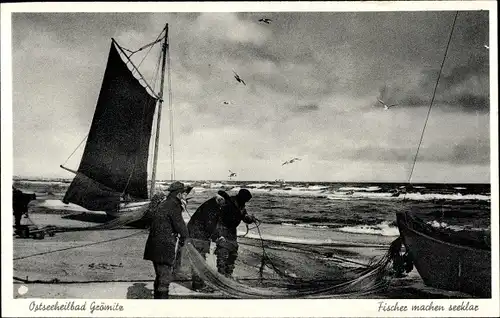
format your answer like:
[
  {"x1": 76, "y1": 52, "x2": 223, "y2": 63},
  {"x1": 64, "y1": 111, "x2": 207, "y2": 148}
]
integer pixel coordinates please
[{"x1": 396, "y1": 212, "x2": 491, "y2": 298}]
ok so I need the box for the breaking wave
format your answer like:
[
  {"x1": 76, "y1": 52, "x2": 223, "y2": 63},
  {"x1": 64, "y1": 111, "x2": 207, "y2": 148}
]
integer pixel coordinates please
[{"x1": 336, "y1": 221, "x2": 400, "y2": 237}]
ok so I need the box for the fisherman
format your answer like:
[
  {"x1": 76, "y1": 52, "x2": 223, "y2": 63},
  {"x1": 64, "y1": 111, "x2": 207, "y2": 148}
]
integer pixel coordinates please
[
  {"x1": 186, "y1": 191, "x2": 227, "y2": 291},
  {"x1": 143, "y1": 181, "x2": 193, "y2": 299},
  {"x1": 213, "y1": 189, "x2": 257, "y2": 277},
  {"x1": 12, "y1": 187, "x2": 36, "y2": 231}
]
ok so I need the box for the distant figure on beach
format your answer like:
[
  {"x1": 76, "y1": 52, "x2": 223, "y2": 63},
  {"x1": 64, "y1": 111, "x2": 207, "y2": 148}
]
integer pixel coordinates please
[
  {"x1": 187, "y1": 191, "x2": 228, "y2": 291},
  {"x1": 12, "y1": 187, "x2": 36, "y2": 230},
  {"x1": 213, "y1": 189, "x2": 257, "y2": 277},
  {"x1": 143, "y1": 181, "x2": 193, "y2": 299}
]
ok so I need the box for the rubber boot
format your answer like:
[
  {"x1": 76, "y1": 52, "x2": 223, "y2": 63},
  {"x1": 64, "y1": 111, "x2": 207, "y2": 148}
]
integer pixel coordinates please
[
  {"x1": 192, "y1": 273, "x2": 205, "y2": 291},
  {"x1": 158, "y1": 291, "x2": 169, "y2": 299}
]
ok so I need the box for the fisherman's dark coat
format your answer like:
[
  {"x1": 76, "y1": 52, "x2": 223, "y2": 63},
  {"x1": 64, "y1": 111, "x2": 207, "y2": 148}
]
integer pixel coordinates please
[
  {"x1": 143, "y1": 194, "x2": 189, "y2": 265},
  {"x1": 187, "y1": 197, "x2": 221, "y2": 250},
  {"x1": 215, "y1": 192, "x2": 253, "y2": 241}
]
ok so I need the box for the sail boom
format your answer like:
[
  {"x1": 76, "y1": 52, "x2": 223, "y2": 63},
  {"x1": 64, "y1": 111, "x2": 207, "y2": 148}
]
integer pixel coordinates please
[{"x1": 60, "y1": 165, "x2": 77, "y2": 175}]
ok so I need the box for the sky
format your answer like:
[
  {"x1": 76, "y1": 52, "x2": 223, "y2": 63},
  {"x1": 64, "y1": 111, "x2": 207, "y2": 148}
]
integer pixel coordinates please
[{"x1": 5, "y1": 6, "x2": 495, "y2": 183}]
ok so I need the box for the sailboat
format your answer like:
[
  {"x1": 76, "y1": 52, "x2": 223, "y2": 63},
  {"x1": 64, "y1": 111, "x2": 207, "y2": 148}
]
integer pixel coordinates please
[{"x1": 60, "y1": 23, "x2": 173, "y2": 222}]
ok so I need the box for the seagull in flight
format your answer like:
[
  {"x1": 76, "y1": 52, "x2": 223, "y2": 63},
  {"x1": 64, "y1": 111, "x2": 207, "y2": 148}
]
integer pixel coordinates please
[
  {"x1": 233, "y1": 70, "x2": 246, "y2": 86},
  {"x1": 222, "y1": 101, "x2": 231, "y2": 105},
  {"x1": 484, "y1": 44, "x2": 489, "y2": 50},
  {"x1": 258, "y1": 18, "x2": 272, "y2": 24},
  {"x1": 377, "y1": 98, "x2": 398, "y2": 110},
  {"x1": 282, "y1": 157, "x2": 301, "y2": 166},
  {"x1": 228, "y1": 170, "x2": 237, "y2": 178}
]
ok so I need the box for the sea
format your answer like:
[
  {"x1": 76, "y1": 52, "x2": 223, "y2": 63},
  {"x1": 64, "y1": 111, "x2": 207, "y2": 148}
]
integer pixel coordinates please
[{"x1": 12, "y1": 178, "x2": 492, "y2": 237}]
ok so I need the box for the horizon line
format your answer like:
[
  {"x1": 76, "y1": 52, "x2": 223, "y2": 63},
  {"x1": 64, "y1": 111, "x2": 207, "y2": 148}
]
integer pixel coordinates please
[{"x1": 11, "y1": 175, "x2": 492, "y2": 185}]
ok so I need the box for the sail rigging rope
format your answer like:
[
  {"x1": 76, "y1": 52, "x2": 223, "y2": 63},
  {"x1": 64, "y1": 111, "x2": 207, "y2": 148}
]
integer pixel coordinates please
[
  {"x1": 135, "y1": 29, "x2": 166, "y2": 70},
  {"x1": 166, "y1": 36, "x2": 175, "y2": 181},
  {"x1": 61, "y1": 137, "x2": 88, "y2": 167},
  {"x1": 407, "y1": 11, "x2": 459, "y2": 185},
  {"x1": 123, "y1": 33, "x2": 166, "y2": 57},
  {"x1": 148, "y1": 48, "x2": 164, "y2": 180}
]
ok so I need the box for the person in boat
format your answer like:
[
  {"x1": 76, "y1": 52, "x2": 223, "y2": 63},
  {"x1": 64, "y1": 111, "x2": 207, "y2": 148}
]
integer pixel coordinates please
[
  {"x1": 186, "y1": 191, "x2": 228, "y2": 291},
  {"x1": 213, "y1": 189, "x2": 257, "y2": 277},
  {"x1": 143, "y1": 181, "x2": 193, "y2": 299},
  {"x1": 12, "y1": 187, "x2": 36, "y2": 231}
]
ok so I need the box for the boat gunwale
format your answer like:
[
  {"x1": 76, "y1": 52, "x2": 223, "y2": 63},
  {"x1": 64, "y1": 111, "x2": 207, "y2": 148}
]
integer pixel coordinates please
[{"x1": 397, "y1": 213, "x2": 491, "y2": 254}]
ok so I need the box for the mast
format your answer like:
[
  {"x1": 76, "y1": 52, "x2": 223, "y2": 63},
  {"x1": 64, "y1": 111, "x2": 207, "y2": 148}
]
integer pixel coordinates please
[
  {"x1": 150, "y1": 23, "x2": 169, "y2": 197},
  {"x1": 167, "y1": 28, "x2": 175, "y2": 182}
]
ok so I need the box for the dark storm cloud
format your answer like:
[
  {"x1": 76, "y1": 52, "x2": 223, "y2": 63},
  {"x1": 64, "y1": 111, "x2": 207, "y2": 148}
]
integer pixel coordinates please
[
  {"x1": 344, "y1": 139, "x2": 490, "y2": 165},
  {"x1": 377, "y1": 11, "x2": 489, "y2": 112},
  {"x1": 450, "y1": 140, "x2": 490, "y2": 165},
  {"x1": 382, "y1": 58, "x2": 490, "y2": 112},
  {"x1": 12, "y1": 13, "x2": 152, "y2": 46},
  {"x1": 345, "y1": 146, "x2": 415, "y2": 162}
]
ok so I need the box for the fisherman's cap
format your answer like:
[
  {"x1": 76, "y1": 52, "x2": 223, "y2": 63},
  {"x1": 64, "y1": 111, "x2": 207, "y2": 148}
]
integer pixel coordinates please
[
  {"x1": 237, "y1": 188, "x2": 252, "y2": 202},
  {"x1": 167, "y1": 181, "x2": 193, "y2": 194}
]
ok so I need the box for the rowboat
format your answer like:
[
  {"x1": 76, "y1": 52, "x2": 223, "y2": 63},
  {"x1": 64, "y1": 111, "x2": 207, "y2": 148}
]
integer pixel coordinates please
[{"x1": 396, "y1": 212, "x2": 491, "y2": 298}]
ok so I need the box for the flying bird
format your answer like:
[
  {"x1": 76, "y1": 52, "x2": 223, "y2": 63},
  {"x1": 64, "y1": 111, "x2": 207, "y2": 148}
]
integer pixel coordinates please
[
  {"x1": 377, "y1": 98, "x2": 398, "y2": 110},
  {"x1": 282, "y1": 157, "x2": 301, "y2": 166},
  {"x1": 222, "y1": 101, "x2": 231, "y2": 105},
  {"x1": 233, "y1": 70, "x2": 246, "y2": 85},
  {"x1": 228, "y1": 170, "x2": 237, "y2": 178},
  {"x1": 258, "y1": 18, "x2": 272, "y2": 24},
  {"x1": 484, "y1": 44, "x2": 489, "y2": 50}
]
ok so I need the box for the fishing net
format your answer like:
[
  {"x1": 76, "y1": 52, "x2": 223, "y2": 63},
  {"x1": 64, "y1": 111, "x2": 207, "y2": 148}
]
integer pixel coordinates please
[
  {"x1": 47, "y1": 195, "x2": 400, "y2": 298},
  {"x1": 173, "y1": 221, "x2": 399, "y2": 299},
  {"x1": 181, "y1": 239, "x2": 394, "y2": 298}
]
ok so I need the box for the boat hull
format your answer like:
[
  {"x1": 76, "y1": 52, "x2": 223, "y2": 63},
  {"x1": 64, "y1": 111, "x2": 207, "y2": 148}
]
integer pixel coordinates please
[
  {"x1": 396, "y1": 212, "x2": 491, "y2": 298},
  {"x1": 107, "y1": 201, "x2": 150, "y2": 217}
]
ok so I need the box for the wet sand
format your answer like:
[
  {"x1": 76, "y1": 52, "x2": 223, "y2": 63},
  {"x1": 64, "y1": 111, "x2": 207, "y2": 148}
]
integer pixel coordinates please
[{"x1": 12, "y1": 212, "x2": 472, "y2": 299}]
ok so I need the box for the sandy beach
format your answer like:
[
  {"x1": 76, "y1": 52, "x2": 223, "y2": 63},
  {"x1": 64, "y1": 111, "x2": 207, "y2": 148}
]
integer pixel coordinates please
[{"x1": 12, "y1": 211, "x2": 473, "y2": 299}]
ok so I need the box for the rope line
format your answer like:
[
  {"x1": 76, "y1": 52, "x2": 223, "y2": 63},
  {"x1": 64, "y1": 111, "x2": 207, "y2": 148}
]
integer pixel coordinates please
[
  {"x1": 148, "y1": 50, "x2": 164, "y2": 181},
  {"x1": 12, "y1": 276, "x2": 304, "y2": 285},
  {"x1": 167, "y1": 36, "x2": 175, "y2": 181},
  {"x1": 136, "y1": 30, "x2": 165, "y2": 70},
  {"x1": 13, "y1": 230, "x2": 146, "y2": 261},
  {"x1": 407, "y1": 11, "x2": 459, "y2": 184},
  {"x1": 125, "y1": 35, "x2": 165, "y2": 57},
  {"x1": 61, "y1": 137, "x2": 88, "y2": 167}
]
